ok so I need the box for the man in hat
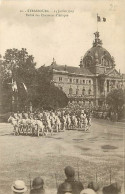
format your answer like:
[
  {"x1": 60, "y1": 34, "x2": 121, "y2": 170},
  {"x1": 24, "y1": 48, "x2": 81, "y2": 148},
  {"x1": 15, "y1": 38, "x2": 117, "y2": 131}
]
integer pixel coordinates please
[
  {"x1": 88, "y1": 181, "x2": 100, "y2": 192},
  {"x1": 30, "y1": 177, "x2": 45, "y2": 194},
  {"x1": 102, "y1": 182, "x2": 122, "y2": 194},
  {"x1": 11, "y1": 180, "x2": 27, "y2": 194},
  {"x1": 57, "y1": 166, "x2": 84, "y2": 194}
]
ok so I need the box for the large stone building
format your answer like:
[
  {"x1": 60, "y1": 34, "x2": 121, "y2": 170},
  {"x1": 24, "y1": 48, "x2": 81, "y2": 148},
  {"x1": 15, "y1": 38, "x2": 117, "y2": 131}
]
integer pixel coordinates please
[{"x1": 48, "y1": 31, "x2": 125, "y2": 106}]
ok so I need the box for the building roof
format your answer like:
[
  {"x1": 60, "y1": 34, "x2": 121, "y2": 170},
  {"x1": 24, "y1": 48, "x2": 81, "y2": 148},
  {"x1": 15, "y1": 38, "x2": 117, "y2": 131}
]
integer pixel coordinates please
[
  {"x1": 122, "y1": 74, "x2": 125, "y2": 79},
  {"x1": 83, "y1": 46, "x2": 112, "y2": 61},
  {"x1": 82, "y1": 32, "x2": 114, "y2": 67},
  {"x1": 50, "y1": 64, "x2": 94, "y2": 76}
]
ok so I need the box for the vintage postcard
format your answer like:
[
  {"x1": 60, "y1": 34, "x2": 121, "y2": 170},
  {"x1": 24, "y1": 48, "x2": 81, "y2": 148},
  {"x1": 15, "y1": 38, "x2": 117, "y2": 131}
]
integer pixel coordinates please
[{"x1": 0, "y1": 0, "x2": 125, "y2": 194}]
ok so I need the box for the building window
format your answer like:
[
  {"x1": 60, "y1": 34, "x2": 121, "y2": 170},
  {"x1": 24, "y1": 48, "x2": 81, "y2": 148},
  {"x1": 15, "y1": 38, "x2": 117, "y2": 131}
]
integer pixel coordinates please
[
  {"x1": 88, "y1": 89, "x2": 91, "y2": 95},
  {"x1": 59, "y1": 77, "x2": 62, "y2": 82},
  {"x1": 76, "y1": 88, "x2": 79, "y2": 95},
  {"x1": 82, "y1": 88, "x2": 85, "y2": 95},
  {"x1": 69, "y1": 78, "x2": 72, "y2": 83},
  {"x1": 69, "y1": 88, "x2": 73, "y2": 95},
  {"x1": 83, "y1": 80, "x2": 85, "y2": 84},
  {"x1": 76, "y1": 79, "x2": 79, "y2": 84},
  {"x1": 89, "y1": 80, "x2": 91, "y2": 84},
  {"x1": 86, "y1": 80, "x2": 88, "y2": 84}
]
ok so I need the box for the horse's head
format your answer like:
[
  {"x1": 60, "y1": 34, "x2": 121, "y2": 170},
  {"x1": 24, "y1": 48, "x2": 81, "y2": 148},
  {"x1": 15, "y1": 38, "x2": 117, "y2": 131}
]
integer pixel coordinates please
[{"x1": 8, "y1": 116, "x2": 12, "y2": 123}]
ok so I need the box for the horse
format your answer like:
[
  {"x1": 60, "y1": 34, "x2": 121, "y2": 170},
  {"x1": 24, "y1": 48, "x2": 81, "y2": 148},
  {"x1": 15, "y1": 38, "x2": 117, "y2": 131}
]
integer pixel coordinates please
[
  {"x1": 55, "y1": 116, "x2": 61, "y2": 132},
  {"x1": 71, "y1": 115, "x2": 78, "y2": 129},
  {"x1": 45, "y1": 117, "x2": 53, "y2": 135},
  {"x1": 8, "y1": 116, "x2": 20, "y2": 135},
  {"x1": 66, "y1": 115, "x2": 71, "y2": 130},
  {"x1": 35, "y1": 119, "x2": 45, "y2": 136}
]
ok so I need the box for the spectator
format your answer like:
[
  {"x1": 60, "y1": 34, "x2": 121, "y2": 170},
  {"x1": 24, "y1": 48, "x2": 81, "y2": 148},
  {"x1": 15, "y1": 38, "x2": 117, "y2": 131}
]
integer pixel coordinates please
[
  {"x1": 88, "y1": 182, "x2": 100, "y2": 192},
  {"x1": 58, "y1": 182, "x2": 72, "y2": 194},
  {"x1": 57, "y1": 166, "x2": 84, "y2": 194},
  {"x1": 30, "y1": 177, "x2": 45, "y2": 194},
  {"x1": 80, "y1": 188, "x2": 96, "y2": 194},
  {"x1": 11, "y1": 180, "x2": 27, "y2": 194},
  {"x1": 102, "y1": 182, "x2": 121, "y2": 194}
]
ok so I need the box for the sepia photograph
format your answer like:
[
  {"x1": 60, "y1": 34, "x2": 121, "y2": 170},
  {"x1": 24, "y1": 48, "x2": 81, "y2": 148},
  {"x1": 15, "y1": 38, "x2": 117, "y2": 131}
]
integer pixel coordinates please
[{"x1": 0, "y1": 0, "x2": 125, "y2": 194}]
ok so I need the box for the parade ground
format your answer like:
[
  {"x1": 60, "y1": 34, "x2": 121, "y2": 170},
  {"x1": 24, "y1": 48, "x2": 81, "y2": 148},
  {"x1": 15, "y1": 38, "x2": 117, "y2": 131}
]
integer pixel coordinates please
[{"x1": 0, "y1": 119, "x2": 124, "y2": 194}]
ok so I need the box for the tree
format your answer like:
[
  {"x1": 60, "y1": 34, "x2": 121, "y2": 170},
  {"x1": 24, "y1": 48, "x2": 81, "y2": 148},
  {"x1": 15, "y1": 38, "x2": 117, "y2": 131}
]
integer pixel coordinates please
[
  {"x1": 1, "y1": 48, "x2": 36, "y2": 112},
  {"x1": 106, "y1": 88, "x2": 125, "y2": 119},
  {"x1": 30, "y1": 66, "x2": 68, "y2": 110},
  {"x1": 1, "y1": 49, "x2": 68, "y2": 112},
  {"x1": 2, "y1": 48, "x2": 36, "y2": 84}
]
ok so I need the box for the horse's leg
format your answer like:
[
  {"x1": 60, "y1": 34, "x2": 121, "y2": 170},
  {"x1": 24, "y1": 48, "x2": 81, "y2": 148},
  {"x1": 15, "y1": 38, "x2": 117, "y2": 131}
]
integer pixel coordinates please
[
  {"x1": 55, "y1": 123, "x2": 57, "y2": 133},
  {"x1": 13, "y1": 126, "x2": 16, "y2": 135},
  {"x1": 21, "y1": 125, "x2": 25, "y2": 134},
  {"x1": 37, "y1": 125, "x2": 39, "y2": 137},
  {"x1": 51, "y1": 127, "x2": 53, "y2": 136},
  {"x1": 25, "y1": 125, "x2": 28, "y2": 136},
  {"x1": 45, "y1": 126, "x2": 48, "y2": 136},
  {"x1": 41, "y1": 125, "x2": 44, "y2": 136},
  {"x1": 32, "y1": 126, "x2": 34, "y2": 136},
  {"x1": 17, "y1": 125, "x2": 20, "y2": 135}
]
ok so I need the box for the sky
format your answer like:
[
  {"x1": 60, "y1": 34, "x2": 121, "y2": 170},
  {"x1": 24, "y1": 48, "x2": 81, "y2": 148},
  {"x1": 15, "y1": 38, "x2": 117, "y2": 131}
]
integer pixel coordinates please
[{"x1": 0, "y1": 0, "x2": 125, "y2": 73}]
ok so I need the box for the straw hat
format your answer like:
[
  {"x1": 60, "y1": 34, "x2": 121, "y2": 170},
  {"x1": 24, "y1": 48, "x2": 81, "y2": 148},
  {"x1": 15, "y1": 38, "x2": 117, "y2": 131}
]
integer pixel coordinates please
[
  {"x1": 80, "y1": 189, "x2": 96, "y2": 194},
  {"x1": 11, "y1": 180, "x2": 27, "y2": 193}
]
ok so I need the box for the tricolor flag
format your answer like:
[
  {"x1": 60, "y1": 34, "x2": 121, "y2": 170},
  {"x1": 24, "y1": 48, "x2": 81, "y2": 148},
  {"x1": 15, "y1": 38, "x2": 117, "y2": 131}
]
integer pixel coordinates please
[
  {"x1": 103, "y1": 17, "x2": 106, "y2": 22},
  {"x1": 97, "y1": 14, "x2": 106, "y2": 22}
]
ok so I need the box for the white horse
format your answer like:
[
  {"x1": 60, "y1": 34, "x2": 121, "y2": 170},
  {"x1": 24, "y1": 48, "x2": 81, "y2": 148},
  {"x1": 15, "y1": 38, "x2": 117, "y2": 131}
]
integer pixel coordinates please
[
  {"x1": 19, "y1": 119, "x2": 29, "y2": 135},
  {"x1": 61, "y1": 116, "x2": 67, "y2": 131},
  {"x1": 45, "y1": 117, "x2": 53, "y2": 135},
  {"x1": 71, "y1": 115, "x2": 78, "y2": 129},
  {"x1": 36, "y1": 120, "x2": 45, "y2": 136},
  {"x1": 66, "y1": 115, "x2": 71, "y2": 130},
  {"x1": 8, "y1": 116, "x2": 19, "y2": 135},
  {"x1": 55, "y1": 116, "x2": 61, "y2": 132}
]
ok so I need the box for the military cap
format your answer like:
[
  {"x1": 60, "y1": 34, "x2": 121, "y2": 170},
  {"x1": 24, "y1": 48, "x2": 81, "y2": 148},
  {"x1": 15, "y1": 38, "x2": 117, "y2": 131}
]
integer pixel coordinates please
[
  {"x1": 64, "y1": 166, "x2": 75, "y2": 177},
  {"x1": 32, "y1": 177, "x2": 44, "y2": 189}
]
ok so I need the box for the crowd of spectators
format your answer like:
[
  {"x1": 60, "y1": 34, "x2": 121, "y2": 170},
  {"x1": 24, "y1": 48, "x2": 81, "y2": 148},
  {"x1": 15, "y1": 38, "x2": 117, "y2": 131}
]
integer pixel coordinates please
[{"x1": 11, "y1": 166, "x2": 124, "y2": 194}]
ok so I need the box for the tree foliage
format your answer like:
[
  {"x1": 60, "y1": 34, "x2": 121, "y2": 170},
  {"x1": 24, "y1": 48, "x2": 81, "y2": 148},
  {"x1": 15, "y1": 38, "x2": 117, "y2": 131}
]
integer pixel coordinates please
[
  {"x1": 0, "y1": 49, "x2": 68, "y2": 112},
  {"x1": 0, "y1": 48, "x2": 37, "y2": 112},
  {"x1": 106, "y1": 88, "x2": 125, "y2": 119},
  {"x1": 1, "y1": 48, "x2": 36, "y2": 84},
  {"x1": 29, "y1": 66, "x2": 68, "y2": 110}
]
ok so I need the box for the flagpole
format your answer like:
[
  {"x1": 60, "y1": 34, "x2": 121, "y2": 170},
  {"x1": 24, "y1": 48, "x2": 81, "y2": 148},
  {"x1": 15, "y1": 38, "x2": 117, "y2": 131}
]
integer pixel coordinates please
[{"x1": 97, "y1": 13, "x2": 98, "y2": 32}]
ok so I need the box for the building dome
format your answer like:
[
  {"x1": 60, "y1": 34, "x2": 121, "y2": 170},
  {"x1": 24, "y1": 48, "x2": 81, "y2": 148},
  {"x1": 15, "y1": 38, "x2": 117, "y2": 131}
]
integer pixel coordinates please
[{"x1": 82, "y1": 32, "x2": 115, "y2": 69}]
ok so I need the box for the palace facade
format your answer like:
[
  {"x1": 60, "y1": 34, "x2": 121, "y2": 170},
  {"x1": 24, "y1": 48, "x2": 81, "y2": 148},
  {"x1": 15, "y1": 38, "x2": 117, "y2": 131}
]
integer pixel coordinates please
[{"x1": 48, "y1": 32, "x2": 125, "y2": 106}]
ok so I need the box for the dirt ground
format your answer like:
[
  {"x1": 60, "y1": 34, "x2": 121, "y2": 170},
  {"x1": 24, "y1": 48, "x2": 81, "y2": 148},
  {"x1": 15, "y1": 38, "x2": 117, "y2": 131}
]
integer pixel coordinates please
[{"x1": 0, "y1": 119, "x2": 124, "y2": 194}]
